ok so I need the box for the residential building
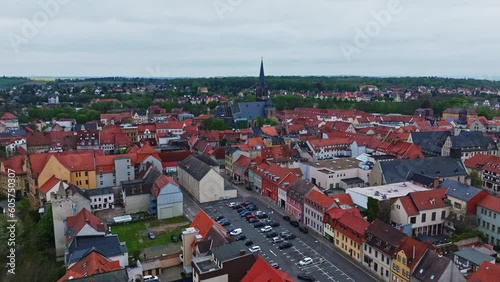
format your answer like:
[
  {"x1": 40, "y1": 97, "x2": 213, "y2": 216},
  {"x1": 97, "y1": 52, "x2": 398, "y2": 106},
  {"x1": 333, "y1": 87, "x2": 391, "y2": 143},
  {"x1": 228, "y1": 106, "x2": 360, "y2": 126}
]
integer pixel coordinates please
[
  {"x1": 87, "y1": 187, "x2": 115, "y2": 211},
  {"x1": 368, "y1": 157, "x2": 468, "y2": 186},
  {"x1": 285, "y1": 178, "x2": 315, "y2": 221},
  {"x1": 411, "y1": 249, "x2": 465, "y2": 282},
  {"x1": 482, "y1": 161, "x2": 500, "y2": 193},
  {"x1": 476, "y1": 195, "x2": 500, "y2": 246},
  {"x1": 57, "y1": 250, "x2": 127, "y2": 282},
  {"x1": 467, "y1": 261, "x2": 500, "y2": 282},
  {"x1": 241, "y1": 256, "x2": 293, "y2": 282},
  {"x1": 390, "y1": 188, "x2": 449, "y2": 236},
  {"x1": 304, "y1": 188, "x2": 337, "y2": 234},
  {"x1": 391, "y1": 237, "x2": 428, "y2": 282},
  {"x1": 65, "y1": 235, "x2": 128, "y2": 268},
  {"x1": 332, "y1": 211, "x2": 369, "y2": 262},
  {"x1": 261, "y1": 164, "x2": 298, "y2": 206},
  {"x1": 65, "y1": 208, "x2": 108, "y2": 246},
  {"x1": 442, "y1": 131, "x2": 498, "y2": 161},
  {"x1": 0, "y1": 112, "x2": 19, "y2": 130},
  {"x1": 121, "y1": 166, "x2": 161, "y2": 214},
  {"x1": 363, "y1": 220, "x2": 407, "y2": 281},
  {"x1": 442, "y1": 108, "x2": 477, "y2": 120},
  {"x1": 298, "y1": 158, "x2": 370, "y2": 191},
  {"x1": 149, "y1": 175, "x2": 183, "y2": 220},
  {"x1": 95, "y1": 154, "x2": 136, "y2": 189},
  {"x1": 0, "y1": 155, "x2": 28, "y2": 199},
  {"x1": 408, "y1": 131, "x2": 452, "y2": 157},
  {"x1": 306, "y1": 138, "x2": 353, "y2": 160},
  {"x1": 453, "y1": 248, "x2": 495, "y2": 275},
  {"x1": 440, "y1": 179, "x2": 488, "y2": 222},
  {"x1": 192, "y1": 241, "x2": 256, "y2": 282},
  {"x1": 348, "y1": 182, "x2": 429, "y2": 210},
  {"x1": 178, "y1": 155, "x2": 234, "y2": 203}
]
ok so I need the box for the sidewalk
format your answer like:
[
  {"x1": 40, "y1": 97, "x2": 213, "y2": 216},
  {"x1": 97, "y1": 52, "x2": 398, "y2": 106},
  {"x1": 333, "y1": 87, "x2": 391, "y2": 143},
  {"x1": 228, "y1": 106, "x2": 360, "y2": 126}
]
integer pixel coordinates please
[{"x1": 245, "y1": 187, "x2": 384, "y2": 282}]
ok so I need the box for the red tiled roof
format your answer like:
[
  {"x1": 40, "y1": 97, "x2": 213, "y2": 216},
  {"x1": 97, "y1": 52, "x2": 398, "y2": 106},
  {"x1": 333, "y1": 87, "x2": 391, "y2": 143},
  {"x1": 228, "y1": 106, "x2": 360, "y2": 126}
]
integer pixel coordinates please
[
  {"x1": 464, "y1": 154, "x2": 500, "y2": 170},
  {"x1": 234, "y1": 155, "x2": 252, "y2": 168},
  {"x1": 330, "y1": 193, "x2": 354, "y2": 207},
  {"x1": 39, "y1": 176, "x2": 62, "y2": 194},
  {"x1": 151, "y1": 175, "x2": 178, "y2": 198},
  {"x1": 1, "y1": 155, "x2": 26, "y2": 175},
  {"x1": 247, "y1": 137, "x2": 264, "y2": 147},
  {"x1": 478, "y1": 194, "x2": 500, "y2": 213},
  {"x1": 408, "y1": 188, "x2": 447, "y2": 211},
  {"x1": 1, "y1": 112, "x2": 17, "y2": 119},
  {"x1": 397, "y1": 237, "x2": 429, "y2": 271},
  {"x1": 190, "y1": 210, "x2": 224, "y2": 238},
  {"x1": 241, "y1": 256, "x2": 293, "y2": 282},
  {"x1": 308, "y1": 138, "x2": 352, "y2": 150},
  {"x1": 398, "y1": 196, "x2": 419, "y2": 216},
  {"x1": 65, "y1": 208, "x2": 107, "y2": 244},
  {"x1": 57, "y1": 250, "x2": 121, "y2": 282},
  {"x1": 305, "y1": 189, "x2": 335, "y2": 210},
  {"x1": 467, "y1": 261, "x2": 500, "y2": 282},
  {"x1": 484, "y1": 161, "x2": 500, "y2": 174},
  {"x1": 261, "y1": 126, "x2": 279, "y2": 137},
  {"x1": 334, "y1": 211, "x2": 369, "y2": 243}
]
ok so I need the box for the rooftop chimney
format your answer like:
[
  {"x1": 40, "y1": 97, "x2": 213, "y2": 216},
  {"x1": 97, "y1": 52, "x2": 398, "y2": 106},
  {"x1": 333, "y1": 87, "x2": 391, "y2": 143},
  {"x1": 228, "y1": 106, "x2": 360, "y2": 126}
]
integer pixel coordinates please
[
  {"x1": 433, "y1": 177, "x2": 440, "y2": 189},
  {"x1": 239, "y1": 249, "x2": 246, "y2": 255}
]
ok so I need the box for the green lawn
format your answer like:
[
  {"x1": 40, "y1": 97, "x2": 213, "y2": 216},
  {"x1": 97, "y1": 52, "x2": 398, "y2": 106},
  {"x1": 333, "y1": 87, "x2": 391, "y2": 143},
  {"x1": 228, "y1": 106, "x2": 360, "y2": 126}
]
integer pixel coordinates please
[{"x1": 111, "y1": 216, "x2": 190, "y2": 259}]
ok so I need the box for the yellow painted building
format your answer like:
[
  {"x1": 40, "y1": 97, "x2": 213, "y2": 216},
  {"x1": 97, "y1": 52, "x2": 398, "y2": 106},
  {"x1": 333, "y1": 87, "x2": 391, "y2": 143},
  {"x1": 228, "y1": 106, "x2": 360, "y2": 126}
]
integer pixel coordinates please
[
  {"x1": 36, "y1": 154, "x2": 97, "y2": 190},
  {"x1": 0, "y1": 156, "x2": 28, "y2": 198},
  {"x1": 333, "y1": 212, "x2": 369, "y2": 263},
  {"x1": 391, "y1": 237, "x2": 428, "y2": 282}
]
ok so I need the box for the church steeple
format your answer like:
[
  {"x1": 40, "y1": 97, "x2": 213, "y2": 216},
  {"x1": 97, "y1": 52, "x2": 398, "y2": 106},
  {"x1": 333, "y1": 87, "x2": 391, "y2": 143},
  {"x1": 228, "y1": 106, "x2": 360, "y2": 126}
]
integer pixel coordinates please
[{"x1": 256, "y1": 57, "x2": 269, "y2": 101}]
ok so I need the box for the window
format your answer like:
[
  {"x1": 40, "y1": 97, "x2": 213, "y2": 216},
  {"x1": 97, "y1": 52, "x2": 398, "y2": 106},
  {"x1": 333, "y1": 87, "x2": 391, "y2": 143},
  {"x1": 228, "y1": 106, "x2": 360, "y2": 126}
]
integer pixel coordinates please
[
  {"x1": 432, "y1": 212, "x2": 436, "y2": 221},
  {"x1": 422, "y1": 213, "x2": 426, "y2": 223},
  {"x1": 454, "y1": 202, "x2": 462, "y2": 209},
  {"x1": 441, "y1": 210, "x2": 446, "y2": 219},
  {"x1": 410, "y1": 217, "x2": 416, "y2": 224},
  {"x1": 100, "y1": 181, "x2": 103, "y2": 186},
  {"x1": 85, "y1": 171, "x2": 88, "y2": 176}
]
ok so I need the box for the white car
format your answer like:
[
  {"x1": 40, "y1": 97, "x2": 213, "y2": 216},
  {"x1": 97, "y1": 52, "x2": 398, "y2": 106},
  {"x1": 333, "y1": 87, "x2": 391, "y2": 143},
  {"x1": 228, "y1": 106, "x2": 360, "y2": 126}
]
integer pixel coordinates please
[
  {"x1": 299, "y1": 257, "x2": 313, "y2": 266},
  {"x1": 229, "y1": 228, "x2": 242, "y2": 236},
  {"x1": 249, "y1": 246, "x2": 261, "y2": 253},
  {"x1": 260, "y1": 226, "x2": 272, "y2": 233},
  {"x1": 229, "y1": 202, "x2": 238, "y2": 207},
  {"x1": 144, "y1": 275, "x2": 160, "y2": 282}
]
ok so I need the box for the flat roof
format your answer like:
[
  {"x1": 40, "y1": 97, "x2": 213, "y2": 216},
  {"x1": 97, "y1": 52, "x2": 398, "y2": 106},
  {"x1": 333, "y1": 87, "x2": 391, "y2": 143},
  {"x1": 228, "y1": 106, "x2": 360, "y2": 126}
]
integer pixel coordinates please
[
  {"x1": 341, "y1": 177, "x2": 365, "y2": 184},
  {"x1": 194, "y1": 257, "x2": 220, "y2": 273},
  {"x1": 347, "y1": 182, "x2": 429, "y2": 200},
  {"x1": 306, "y1": 158, "x2": 360, "y2": 171},
  {"x1": 454, "y1": 248, "x2": 495, "y2": 266}
]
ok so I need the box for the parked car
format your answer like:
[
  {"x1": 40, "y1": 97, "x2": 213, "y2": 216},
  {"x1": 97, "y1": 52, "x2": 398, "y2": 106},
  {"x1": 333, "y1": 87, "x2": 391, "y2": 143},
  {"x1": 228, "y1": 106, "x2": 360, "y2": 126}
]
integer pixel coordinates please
[
  {"x1": 143, "y1": 275, "x2": 160, "y2": 282},
  {"x1": 297, "y1": 273, "x2": 315, "y2": 282},
  {"x1": 265, "y1": 231, "x2": 278, "y2": 238},
  {"x1": 299, "y1": 226, "x2": 309, "y2": 234},
  {"x1": 299, "y1": 257, "x2": 313, "y2": 266},
  {"x1": 228, "y1": 202, "x2": 238, "y2": 208},
  {"x1": 271, "y1": 237, "x2": 284, "y2": 244},
  {"x1": 171, "y1": 235, "x2": 179, "y2": 242},
  {"x1": 236, "y1": 234, "x2": 247, "y2": 241},
  {"x1": 244, "y1": 239, "x2": 253, "y2": 246},
  {"x1": 249, "y1": 246, "x2": 261, "y2": 253},
  {"x1": 257, "y1": 214, "x2": 269, "y2": 219},
  {"x1": 290, "y1": 221, "x2": 300, "y2": 227},
  {"x1": 253, "y1": 222, "x2": 265, "y2": 228},
  {"x1": 216, "y1": 217, "x2": 227, "y2": 223},
  {"x1": 245, "y1": 214, "x2": 257, "y2": 220},
  {"x1": 282, "y1": 233, "x2": 296, "y2": 240},
  {"x1": 278, "y1": 241, "x2": 293, "y2": 249},
  {"x1": 240, "y1": 200, "x2": 250, "y2": 205},
  {"x1": 242, "y1": 201, "x2": 254, "y2": 207},
  {"x1": 246, "y1": 205, "x2": 258, "y2": 211},
  {"x1": 240, "y1": 211, "x2": 252, "y2": 217},
  {"x1": 268, "y1": 221, "x2": 280, "y2": 227},
  {"x1": 255, "y1": 211, "x2": 265, "y2": 215},
  {"x1": 148, "y1": 232, "x2": 156, "y2": 240},
  {"x1": 248, "y1": 218, "x2": 259, "y2": 223},
  {"x1": 260, "y1": 226, "x2": 273, "y2": 233},
  {"x1": 270, "y1": 262, "x2": 280, "y2": 269},
  {"x1": 218, "y1": 219, "x2": 230, "y2": 226},
  {"x1": 283, "y1": 215, "x2": 291, "y2": 221},
  {"x1": 232, "y1": 204, "x2": 242, "y2": 210},
  {"x1": 235, "y1": 207, "x2": 245, "y2": 212},
  {"x1": 229, "y1": 228, "x2": 242, "y2": 236},
  {"x1": 214, "y1": 215, "x2": 224, "y2": 221}
]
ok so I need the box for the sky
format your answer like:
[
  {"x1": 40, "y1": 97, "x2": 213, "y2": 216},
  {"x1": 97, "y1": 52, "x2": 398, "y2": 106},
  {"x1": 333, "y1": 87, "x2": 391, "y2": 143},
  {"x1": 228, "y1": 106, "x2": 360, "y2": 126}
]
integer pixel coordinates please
[{"x1": 0, "y1": 0, "x2": 499, "y2": 79}]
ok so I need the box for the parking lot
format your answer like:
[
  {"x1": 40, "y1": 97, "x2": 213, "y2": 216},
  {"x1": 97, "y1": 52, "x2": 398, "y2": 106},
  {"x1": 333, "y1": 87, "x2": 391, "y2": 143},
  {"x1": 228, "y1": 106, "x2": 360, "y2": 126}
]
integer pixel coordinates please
[{"x1": 201, "y1": 199, "x2": 357, "y2": 282}]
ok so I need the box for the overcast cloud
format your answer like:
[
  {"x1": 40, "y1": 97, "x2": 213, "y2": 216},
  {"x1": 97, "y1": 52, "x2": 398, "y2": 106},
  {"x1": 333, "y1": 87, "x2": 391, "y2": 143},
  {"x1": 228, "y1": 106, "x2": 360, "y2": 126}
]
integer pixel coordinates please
[{"x1": 0, "y1": 0, "x2": 499, "y2": 79}]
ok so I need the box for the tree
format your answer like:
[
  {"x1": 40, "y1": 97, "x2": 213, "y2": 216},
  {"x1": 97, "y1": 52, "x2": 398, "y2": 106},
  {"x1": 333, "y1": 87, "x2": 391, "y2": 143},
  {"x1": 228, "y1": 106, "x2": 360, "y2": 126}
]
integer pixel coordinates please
[
  {"x1": 366, "y1": 197, "x2": 379, "y2": 222},
  {"x1": 203, "y1": 118, "x2": 228, "y2": 130},
  {"x1": 470, "y1": 170, "x2": 482, "y2": 187}
]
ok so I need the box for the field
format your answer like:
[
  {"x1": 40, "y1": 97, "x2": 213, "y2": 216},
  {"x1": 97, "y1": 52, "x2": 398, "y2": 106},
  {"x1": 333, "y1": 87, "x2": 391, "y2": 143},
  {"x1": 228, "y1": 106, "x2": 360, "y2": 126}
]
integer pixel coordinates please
[
  {"x1": 110, "y1": 216, "x2": 190, "y2": 259},
  {"x1": 0, "y1": 77, "x2": 30, "y2": 88}
]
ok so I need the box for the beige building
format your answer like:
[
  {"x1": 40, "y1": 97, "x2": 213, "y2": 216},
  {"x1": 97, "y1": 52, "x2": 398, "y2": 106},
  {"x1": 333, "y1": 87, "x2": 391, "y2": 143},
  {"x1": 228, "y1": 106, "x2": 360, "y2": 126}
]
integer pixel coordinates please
[{"x1": 178, "y1": 155, "x2": 235, "y2": 203}]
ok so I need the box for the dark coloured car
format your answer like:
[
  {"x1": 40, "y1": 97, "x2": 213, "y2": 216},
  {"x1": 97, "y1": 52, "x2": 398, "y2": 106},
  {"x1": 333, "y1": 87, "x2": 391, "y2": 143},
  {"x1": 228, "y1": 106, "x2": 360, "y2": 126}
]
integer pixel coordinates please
[
  {"x1": 235, "y1": 207, "x2": 245, "y2": 212},
  {"x1": 236, "y1": 234, "x2": 247, "y2": 241},
  {"x1": 246, "y1": 205, "x2": 258, "y2": 211},
  {"x1": 218, "y1": 219, "x2": 230, "y2": 226},
  {"x1": 282, "y1": 233, "x2": 296, "y2": 240},
  {"x1": 242, "y1": 202, "x2": 254, "y2": 207},
  {"x1": 231, "y1": 204, "x2": 242, "y2": 210},
  {"x1": 253, "y1": 222, "x2": 265, "y2": 228},
  {"x1": 299, "y1": 226, "x2": 309, "y2": 234},
  {"x1": 257, "y1": 214, "x2": 269, "y2": 219},
  {"x1": 278, "y1": 241, "x2": 293, "y2": 249},
  {"x1": 270, "y1": 262, "x2": 280, "y2": 269},
  {"x1": 245, "y1": 214, "x2": 257, "y2": 220},
  {"x1": 265, "y1": 231, "x2": 278, "y2": 238},
  {"x1": 240, "y1": 200, "x2": 250, "y2": 205},
  {"x1": 244, "y1": 239, "x2": 253, "y2": 246},
  {"x1": 268, "y1": 221, "x2": 280, "y2": 227},
  {"x1": 283, "y1": 215, "x2": 291, "y2": 221},
  {"x1": 171, "y1": 235, "x2": 179, "y2": 242},
  {"x1": 248, "y1": 218, "x2": 259, "y2": 223},
  {"x1": 297, "y1": 273, "x2": 315, "y2": 282},
  {"x1": 148, "y1": 232, "x2": 156, "y2": 240},
  {"x1": 214, "y1": 215, "x2": 224, "y2": 221},
  {"x1": 290, "y1": 220, "x2": 300, "y2": 227},
  {"x1": 240, "y1": 211, "x2": 252, "y2": 217}
]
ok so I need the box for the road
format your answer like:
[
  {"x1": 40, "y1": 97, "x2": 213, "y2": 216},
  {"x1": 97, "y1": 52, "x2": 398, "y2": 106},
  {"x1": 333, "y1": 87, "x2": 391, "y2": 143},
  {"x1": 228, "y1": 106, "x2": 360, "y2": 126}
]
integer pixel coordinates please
[{"x1": 181, "y1": 177, "x2": 379, "y2": 282}]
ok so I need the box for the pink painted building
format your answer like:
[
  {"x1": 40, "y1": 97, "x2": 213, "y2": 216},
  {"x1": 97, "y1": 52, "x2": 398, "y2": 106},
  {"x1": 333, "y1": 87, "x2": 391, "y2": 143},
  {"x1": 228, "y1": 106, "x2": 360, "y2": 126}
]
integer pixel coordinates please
[{"x1": 286, "y1": 178, "x2": 316, "y2": 222}]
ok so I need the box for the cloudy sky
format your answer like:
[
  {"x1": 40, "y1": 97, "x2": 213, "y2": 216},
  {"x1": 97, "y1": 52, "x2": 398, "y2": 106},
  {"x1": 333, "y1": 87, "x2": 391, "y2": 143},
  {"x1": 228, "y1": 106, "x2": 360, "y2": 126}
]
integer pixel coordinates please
[{"x1": 0, "y1": 0, "x2": 498, "y2": 79}]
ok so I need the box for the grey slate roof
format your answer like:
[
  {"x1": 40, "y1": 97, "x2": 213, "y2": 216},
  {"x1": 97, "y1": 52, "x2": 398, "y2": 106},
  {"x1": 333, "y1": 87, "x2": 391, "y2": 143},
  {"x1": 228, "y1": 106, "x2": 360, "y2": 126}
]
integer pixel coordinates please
[
  {"x1": 211, "y1": 241, "x2": 248, "y2": 262},
  {"x1": 454, "y1": 248, "x2": 494, "y2": 266},
  {"x1": 410, "y1": 131, "x2": 451, "y2": 156},
  {"x1": 412, "y1": 250, "x2": 450, "y2": 282},
  {"x1": 406, "y1": 172, "x2": 435, "y2": 187},
  {"x1": 86, "y1": 187, "x2": 114, "y2": 197},
  {"x1": 379, "y1": 157, "x2": 467, "y2": 184},
  {"x1": 73, "y1": 123, "x2": 98, "y2": 131},
  {"x1": 440, "y1": 179, "x2": 485, "y2": 201},
  {"x1": 287, "y1": 178, "x2": 315, "y2": 202},
  {"x1": 0, "y1": 129, "x2": 26, "y2": 137},
  {"x1": 178, "y1": 155, "x2": 214, "y2": 181},
  {"x1": 65, "y1": 235, "x2": 127, "y2": 266},
  {"x1": 449, "y1": 131, "x2": 497, "y2": 150}
]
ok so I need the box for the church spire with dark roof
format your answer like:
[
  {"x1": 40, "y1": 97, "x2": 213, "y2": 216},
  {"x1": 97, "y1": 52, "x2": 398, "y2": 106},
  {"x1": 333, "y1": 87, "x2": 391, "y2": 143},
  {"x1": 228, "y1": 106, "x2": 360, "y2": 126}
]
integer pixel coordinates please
[{"x1": 256, "y1": 57, "x2": 269, "y2": 101}]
